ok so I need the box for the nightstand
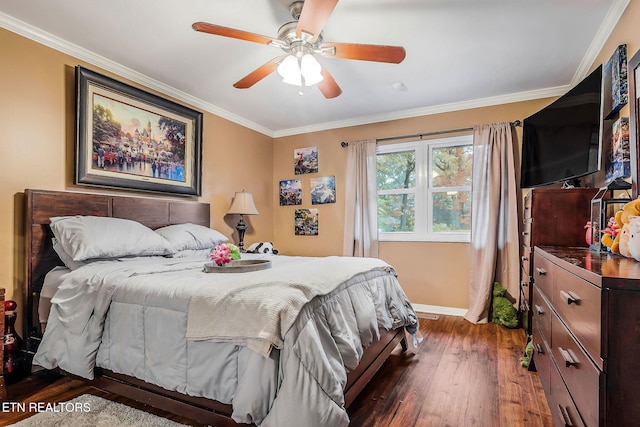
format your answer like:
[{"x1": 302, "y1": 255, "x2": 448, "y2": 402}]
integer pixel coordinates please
[{"x1": 0, "y1": 288, "x2": 6, "y2": 401}]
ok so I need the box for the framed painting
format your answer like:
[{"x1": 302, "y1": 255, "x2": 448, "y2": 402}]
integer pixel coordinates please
[
  {"x1": 295, "y1": 209, "x2": 318, "y2": 236},
  {"x1": 628, "y1": 48, "x2": 640, "y2": 198},
  {"x1": 279, "y1": 179, "x2": 302, "y2": 206},
  {"x1": 294, "y1": 146, "x2": 318, "y2": 175},
  {"x1": 603, "y1": 44, "x2": 628, "y2": 120},
  {"x1": 310, "y1": 176, "x2": 336, "y2": 205},
  {"x1": 75, "y1": 66, "x2": 203, "y2": 196}
]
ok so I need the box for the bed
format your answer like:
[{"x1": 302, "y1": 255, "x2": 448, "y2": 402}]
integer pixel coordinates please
[{"x1": 24, "y1": 188, "x2": 419, "y2": 426}]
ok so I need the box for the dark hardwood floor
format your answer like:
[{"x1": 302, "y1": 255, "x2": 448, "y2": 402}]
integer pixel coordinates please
[{"x1": 2, "y1": 315, "x2": 552, "y2": 426}]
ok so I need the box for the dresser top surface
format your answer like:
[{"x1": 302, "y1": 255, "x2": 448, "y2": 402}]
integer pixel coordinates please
[{"x1": 537, "y1": 246, "x2": 640, "y2": 288}]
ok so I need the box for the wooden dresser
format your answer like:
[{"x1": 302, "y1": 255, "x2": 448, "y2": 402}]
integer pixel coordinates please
[
  {"x1": 520, "y1": 188, "x2": 597, "y2": 335},
  {"x1": 0, "y1": 287, "x2": 6, "y2": 401},
  {"x1": 532, "y1": 246, "x2": 640, "y2": 427}
]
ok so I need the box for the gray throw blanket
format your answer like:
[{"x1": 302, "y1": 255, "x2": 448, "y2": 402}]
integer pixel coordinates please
[{"x1": 186, "y1": 255, "x2": 394, "y2": 356}]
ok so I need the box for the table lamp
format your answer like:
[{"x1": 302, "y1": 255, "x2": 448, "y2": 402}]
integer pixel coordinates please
[{"x1": 227, "y1": 190, "x2": 259, "y2": 252}]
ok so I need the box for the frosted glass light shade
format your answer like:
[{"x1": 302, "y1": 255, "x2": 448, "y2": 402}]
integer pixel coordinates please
[
  {"x1": 277, "y1": 54, "x2": 324, "y2": 87},
  {"x1": 300, "y1": 54, "x2": 323, "y2": 86},
  {"x1": 277, "y1": 55, "x2": 302, "y2": 86}
]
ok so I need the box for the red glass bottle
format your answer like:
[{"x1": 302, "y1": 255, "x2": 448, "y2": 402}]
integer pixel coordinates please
[{"x1": 4, "y1": 300, "x2": 23, "y2": 382}]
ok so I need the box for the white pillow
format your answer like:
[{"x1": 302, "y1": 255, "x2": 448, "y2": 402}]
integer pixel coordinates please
[
  {"x1": 169, "y1": 248, "x2": 212, "y2": 259},
  {"x1": 155, "y1": 223, "x2": 228, "y2": 252},
  {"x1": 50, "y1": 216, "x2": 172, "y2": 261},
  {"x1": 52, "y1": 237, "x2": 87, "y2": 270}
]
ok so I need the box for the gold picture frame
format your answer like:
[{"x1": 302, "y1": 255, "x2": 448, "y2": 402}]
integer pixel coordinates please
[{"x1": 75, "y1": 66, "x2": 203, "y2": 196}]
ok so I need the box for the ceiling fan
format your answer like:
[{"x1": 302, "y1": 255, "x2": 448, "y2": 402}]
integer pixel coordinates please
[{"x1": 192, "y1": 0, "x2": 406, "y2": 98}]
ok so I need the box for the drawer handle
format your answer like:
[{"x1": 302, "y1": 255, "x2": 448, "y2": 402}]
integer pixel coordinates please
[
  {"x1": 522, "y1": 231, "x2": 529, "y2": 236},
  {"x1": 557, "y1": 404, "x2": 575, "y2": 427},
  {"x1": 535, "y1": 267, "x2": 547, "y2": 276},
  {"x1": 522, "y1": 256, "x2": 529, "y2": 261},
  {"x1": 534, "y1": 304, "x2": 544, "y2": 315},
  {"x1": 535, "y1": 343, "x2": 544, "y2": 355},
  {"x1": 521, "y1": 281, "x2": 529, "y2": 287},
  {"x1": 558, "y1": 347, "x2": 577, "y2": 368},
  {"x1": 559, "y1": 290, "x2": 580, "y2": 305}
]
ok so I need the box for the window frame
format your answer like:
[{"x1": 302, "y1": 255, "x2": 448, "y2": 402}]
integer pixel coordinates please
[{"x1": 376, "y1": 134, "x2": 473, "y2": 243}]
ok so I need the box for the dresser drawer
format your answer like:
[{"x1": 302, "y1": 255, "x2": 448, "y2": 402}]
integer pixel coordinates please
[
  {"x1": 523, "y1": 193, "x2": 532, "y2": 219},
  {"x1": 533, "y1": 249, "x2": 553, "y2": 301},
  {"x1": 521, "y1": 245, "x2": 532, "y2": 281},
  {"x1": 520, "y1": 286, "x2": 529, "y2": 312},
  {"x1": 522, "y1": 219, "x2": 532, "y2": 247},
  {"x1": 532, "y1": 323, "x2": 551, "y2": 398},
  {"x1": 552, "y1": 313, "x2": 599, "y2": 427},
  {"x1": 553, "y1": 266, "x2": 601, "y2": 369},
  {"x1": 532, "y1": 286, "x2": 551, "y2": 344},
  {"x1": 550, "y1": 362, "x2": 586, "y2": 427}
]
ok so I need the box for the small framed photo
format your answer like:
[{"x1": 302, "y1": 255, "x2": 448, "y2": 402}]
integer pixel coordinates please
[
  {"x1": 75, "y1": 66, "x2": 203, "y2": 196},
  {"x1": 310, "y1": 176, "x2": 336, "y2": 205},
  {"x1": 294, "y1": 146, "x2": 318, "y2": 175},
  {"x1": 279, "y1": 179, "x2": 302, "y2": 206},
  {"x1": 295, "y1": 209, "x2": 318, "y2": 236}
]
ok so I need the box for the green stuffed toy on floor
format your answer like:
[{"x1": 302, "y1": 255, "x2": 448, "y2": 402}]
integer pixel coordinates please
[
  {"x1": 521, "y1": 337, "x2": 533, "y2": 367},
  {"x1": 492, "y1": 282, "x2": 518, "y2": 329}
]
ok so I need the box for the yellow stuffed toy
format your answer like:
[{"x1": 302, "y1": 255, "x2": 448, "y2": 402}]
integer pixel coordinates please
[{"x1": 602, "y1": 197, "x2": 640, "y2": 255}]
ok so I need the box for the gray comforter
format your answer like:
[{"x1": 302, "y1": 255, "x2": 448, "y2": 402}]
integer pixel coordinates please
[{"x1": 33, "y1": 254, "x2": 418, "y2": 426}]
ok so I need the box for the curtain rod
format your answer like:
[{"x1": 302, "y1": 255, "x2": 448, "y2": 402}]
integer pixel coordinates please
[{"x1": 340, "y1": 120, "x2": 521, "y2": 147}]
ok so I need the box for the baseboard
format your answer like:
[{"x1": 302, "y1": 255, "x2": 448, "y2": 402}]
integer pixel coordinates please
[{"x1": 411, "y1": 303, "x2": 467, "y2": 317}]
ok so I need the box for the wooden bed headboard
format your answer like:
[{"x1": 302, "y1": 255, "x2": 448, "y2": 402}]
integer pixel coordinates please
[{"x1": 24, "y1": 189, "x2": 211, "y2": 349}]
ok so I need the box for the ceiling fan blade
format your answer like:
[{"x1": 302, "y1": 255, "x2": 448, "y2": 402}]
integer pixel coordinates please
[
  {"x1": 320, "y1": 42, "x2": 406, "y2": 64},
  {"x1": 233, "y1": 56, "x2": 285, "y2": 89},
  {"x1": 317, "y1": 67, "x2": 342, "y2": 99},
  {"x1": 192, "y1": 22, "x2": 279, "y2": 46},
  {"x1": 296, "y1": 0, "x2": 339, "y2": 42}
]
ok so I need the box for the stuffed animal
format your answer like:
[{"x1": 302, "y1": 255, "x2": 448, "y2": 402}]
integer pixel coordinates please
[
  {"x1": 520, "y1": 338, "x2": 533, "y2": 368},
  {"x1": 246, "y1": 242, "x2": 279, "y2": 255},
  {"x1": 601, "y1": 216, "x2": 621, "y2": 253},
  {"x1": 619, "y1": 222, "x2": 632, "y2": 258},
  {"x1": 602, "y1": 197, "x2": 640, "y2": 255},
  {"x1": 627, "y1": 216, "x2": 640, "y2": 261},
  {"x1": 492, "y1": 282, "x2": 518, "y2": 329}
]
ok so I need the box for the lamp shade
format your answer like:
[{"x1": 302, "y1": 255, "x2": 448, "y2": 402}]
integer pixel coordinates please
[
  {"x1": 227, "y1": 190, "x2": 259, "y2": 215},
  {"x1": 277, "y1": 54, "x2": 324, "y2": 87}
]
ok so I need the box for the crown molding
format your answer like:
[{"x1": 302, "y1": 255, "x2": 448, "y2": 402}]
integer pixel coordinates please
[
  {"x1": 273, "y1": 85, "x2": 568, "y2": 137},
  {"x1": 570, "y1": 0, "x2": 630, "y2": 86},
  {"x1": 0, "y1": 11, "x2": 274, "y2": 137},
  {"x1": 2, "y1": 2, "x2": 628, "y2": 139}
]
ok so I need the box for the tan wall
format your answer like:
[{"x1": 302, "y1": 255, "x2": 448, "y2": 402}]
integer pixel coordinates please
[
  {"x1": 0, "y1": 28, "x2": 274, "y2": 330},
  {"x1": 2, "y1": 0, "x2": 639, "y2": 327},
  {"x1": 272, "y1": 1, "x2": 640, "y2": 310},
  {"x1": 273, "y1": 101, "x2": 552, "y2": 309}
]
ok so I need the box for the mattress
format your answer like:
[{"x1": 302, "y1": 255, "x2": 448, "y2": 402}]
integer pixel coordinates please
[{"x1": 33, "y1": 253, "x2": 418, "y2": 426}]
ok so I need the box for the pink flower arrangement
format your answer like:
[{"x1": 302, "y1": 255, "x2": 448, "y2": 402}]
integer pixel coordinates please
[
  {"x1": 210, "y1": 244, "x2": 232, "y2": 266},
  {"x1": 209, "y1": 243, "x2": 241, "y2": 266}
]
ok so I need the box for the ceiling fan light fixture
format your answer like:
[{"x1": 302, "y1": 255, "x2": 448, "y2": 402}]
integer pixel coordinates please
[
  {"x1": 277, "y1": 54, "x2": 302, "y2": 85},
  {"x1": 277, "y1": 53, "x2": 324, "y2": 88},
  {"x1": 300, "y1": 54, "x2": 323, "y2": 86}
]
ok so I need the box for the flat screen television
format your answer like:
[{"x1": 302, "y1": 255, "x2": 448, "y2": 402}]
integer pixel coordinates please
[{"x1": 520, "y1": 65, "x2": 602, "y2": 188}]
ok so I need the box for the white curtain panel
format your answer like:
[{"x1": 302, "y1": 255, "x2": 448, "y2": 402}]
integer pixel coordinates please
[
  {"x1": 465, "y1": 123, "x2": 520, "y2": 324},
  {"x1": 343, "y1": 139, "x2": 379, "y2": 258}
]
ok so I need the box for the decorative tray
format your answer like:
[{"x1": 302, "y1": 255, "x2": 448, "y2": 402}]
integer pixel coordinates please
[{"x1": 203, "y1": 259, "x2": 272, "y2": 273}]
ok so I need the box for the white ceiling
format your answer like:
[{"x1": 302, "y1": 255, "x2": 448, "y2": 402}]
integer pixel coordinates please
[{"x1": 0, "y1": 0, "x2": 629, "y2": 137}]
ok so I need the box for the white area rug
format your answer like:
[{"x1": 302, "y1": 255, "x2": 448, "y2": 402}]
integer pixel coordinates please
[{"x1": 8, "y1": 394, "x2": 188, "y2": 426}]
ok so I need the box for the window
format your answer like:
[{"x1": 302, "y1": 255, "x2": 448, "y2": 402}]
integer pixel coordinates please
[{"x1": 376, "y1": 134, "x2": 473, "y2": 242}]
